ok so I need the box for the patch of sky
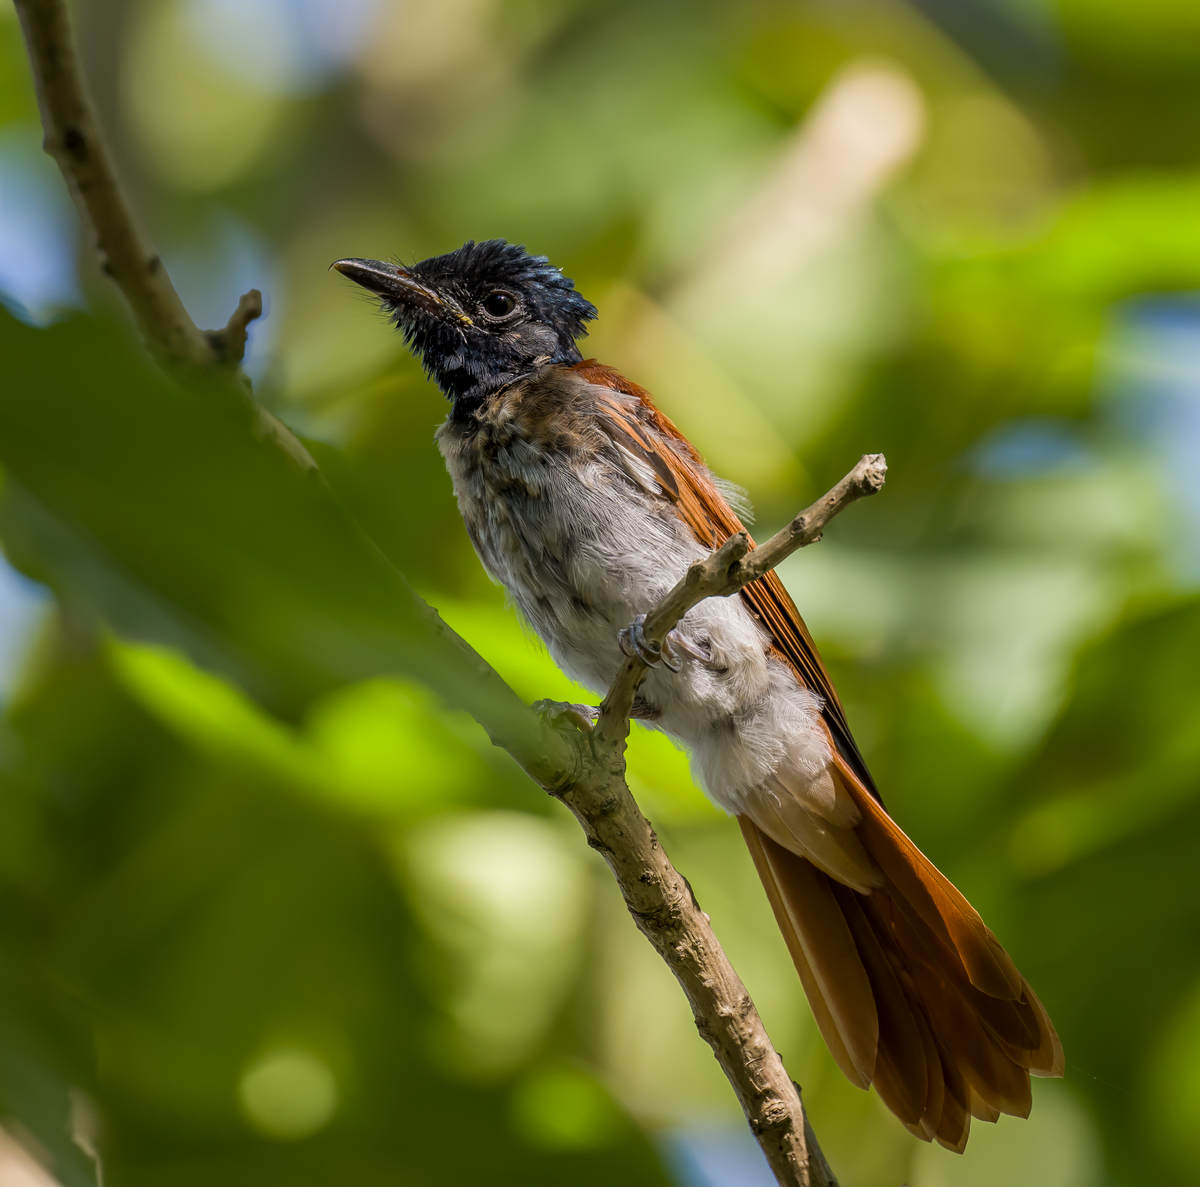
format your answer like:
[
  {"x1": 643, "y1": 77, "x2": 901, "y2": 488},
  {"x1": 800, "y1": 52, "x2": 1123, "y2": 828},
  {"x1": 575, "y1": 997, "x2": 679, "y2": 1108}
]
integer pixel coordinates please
[
  {"x1": 1101, "y1": 294, "x2": 1200, "y2": 581},
  {"x1": 163, "y1": 210, "x2": 277, "y2": 382},
  {"x1": 967, "y1": 418, "x2": 1092, "y2": 479},
  {"x1": 661, "y1": 1123, "x2": 778, "y2": 1187},
  {"x1": 0, "y1": 129, "x2": 83, "y2": 325}
]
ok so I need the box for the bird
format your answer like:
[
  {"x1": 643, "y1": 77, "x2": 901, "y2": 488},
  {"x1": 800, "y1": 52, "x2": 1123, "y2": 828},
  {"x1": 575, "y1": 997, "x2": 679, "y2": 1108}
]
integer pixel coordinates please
[{"x1": 332, "y1": 239, "x2": 1063, "y2": 1151}]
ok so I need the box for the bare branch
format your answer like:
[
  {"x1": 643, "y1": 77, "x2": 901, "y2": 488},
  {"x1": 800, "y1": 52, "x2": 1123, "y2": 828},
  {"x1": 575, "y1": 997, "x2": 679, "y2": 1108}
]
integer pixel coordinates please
[
  {"x1": 15, "y1": 0, "x2": 210, "y2": 363},
  {"x1": 567, "y1": 455, "x2": 885, "y2": 1185},
  {"x1": 734, "y1": 452, "x2": 888, "y2": 583},
  {"x1": 13, "y1": 0, "x2": 320, "y2": 477},
  {"x1": 549, "y1": 730, "x2": 838, "y2": 1186},
  {"x1": 12, "y1": 0, "x2": 263, "y2": 375},
  {"x1": 206, "y1": 288, "x2": 263, "y2": 366},
  {"x1": 596, "y1": 452, "x2": 886, "y2": 749}
]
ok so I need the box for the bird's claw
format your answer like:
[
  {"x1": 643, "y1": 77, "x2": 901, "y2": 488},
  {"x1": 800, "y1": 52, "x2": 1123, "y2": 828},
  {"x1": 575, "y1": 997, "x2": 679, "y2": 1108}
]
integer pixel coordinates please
[
  {"x1": 663, "y1": 631, "x2": 712, "y2": 668},
  {"x1": 618, "y1": 615, "x2": 711, "y2": 672},
  {"x1": 533, "y1": 698, "x2": 598, "y2": 734},
  {"x1": 618, "y1": 614, "x2": 668, "y2": 667}
]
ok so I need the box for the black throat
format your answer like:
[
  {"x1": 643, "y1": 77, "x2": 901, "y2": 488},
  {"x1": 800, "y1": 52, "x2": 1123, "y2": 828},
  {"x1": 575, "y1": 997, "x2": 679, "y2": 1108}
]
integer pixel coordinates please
[{"x1": 443, "y1": 343, "x2": 583, "y2": 427}]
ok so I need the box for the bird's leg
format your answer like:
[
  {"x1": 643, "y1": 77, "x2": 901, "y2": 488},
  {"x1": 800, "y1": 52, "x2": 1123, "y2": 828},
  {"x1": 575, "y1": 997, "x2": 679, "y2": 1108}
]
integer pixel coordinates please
[{"x1": 618, "y1": 614, "x2": 712, "y2": 672}]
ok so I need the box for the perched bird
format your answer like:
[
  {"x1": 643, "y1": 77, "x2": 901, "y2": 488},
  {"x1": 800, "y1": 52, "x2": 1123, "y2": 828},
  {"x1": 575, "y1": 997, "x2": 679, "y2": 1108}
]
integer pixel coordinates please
[{"x1": 333, "y1": 240, "x2": 1063, "y2": 1150}]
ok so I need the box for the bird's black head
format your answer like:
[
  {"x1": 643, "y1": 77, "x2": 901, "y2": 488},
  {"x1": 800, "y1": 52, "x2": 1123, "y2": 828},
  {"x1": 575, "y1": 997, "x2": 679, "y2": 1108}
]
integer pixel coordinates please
[{"x1": 333, "y1": 240, "x2": 597, "y2": 414}]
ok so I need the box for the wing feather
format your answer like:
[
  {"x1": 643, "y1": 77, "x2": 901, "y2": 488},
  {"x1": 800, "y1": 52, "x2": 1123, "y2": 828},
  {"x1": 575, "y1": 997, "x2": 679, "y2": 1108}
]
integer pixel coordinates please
[{"x1": 571, "y1": 359, "x2": 878, "y2": 796}]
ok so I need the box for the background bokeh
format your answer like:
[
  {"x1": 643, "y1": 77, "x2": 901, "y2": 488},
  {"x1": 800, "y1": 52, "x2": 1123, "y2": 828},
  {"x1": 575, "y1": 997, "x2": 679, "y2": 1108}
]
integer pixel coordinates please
[{"x1": 2, "y1": 1, "x2": 1200, "y2": 1184}]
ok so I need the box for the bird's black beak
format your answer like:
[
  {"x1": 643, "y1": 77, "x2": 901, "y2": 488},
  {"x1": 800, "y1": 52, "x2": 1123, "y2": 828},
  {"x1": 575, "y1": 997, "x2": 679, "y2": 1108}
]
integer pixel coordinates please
[{"x1": 331, "y1": 258, "x2": 474, "y2": 325}]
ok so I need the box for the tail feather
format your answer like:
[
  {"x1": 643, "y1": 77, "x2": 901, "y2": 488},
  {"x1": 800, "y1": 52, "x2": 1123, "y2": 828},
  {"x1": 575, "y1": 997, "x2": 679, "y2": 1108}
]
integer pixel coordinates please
[
  {"x1": 881, "y1": 890, "x2": 1051, "y2": 1108},
  {"x1": 835, "y1": 883, "x2": 930, "y2": 1127},
  {"x1": 737, "y1": 760, "x2": 1063, "y2": 1151},
  {"x1": 832, "y1": 754, "x2": 1025, "y2": 1001},
  {"x1": 937, "y1": 1060, "x2": 973, "y2": 1152},
  {"x1": 741, "y1": 818, "x2": 877, "y2": 1086},
  {"x1": 898, "y1": 918, "x2": 1034, "y2": 1119},
  {"x1": 902, "y1": 979, "x2": 945, "y2": 1141}
]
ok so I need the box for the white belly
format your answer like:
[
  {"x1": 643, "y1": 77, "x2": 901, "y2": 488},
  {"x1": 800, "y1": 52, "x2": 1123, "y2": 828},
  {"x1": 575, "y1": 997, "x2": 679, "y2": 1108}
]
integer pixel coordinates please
[{"x1": 439, "y1": 440, "x2": 833, "y2": 818}]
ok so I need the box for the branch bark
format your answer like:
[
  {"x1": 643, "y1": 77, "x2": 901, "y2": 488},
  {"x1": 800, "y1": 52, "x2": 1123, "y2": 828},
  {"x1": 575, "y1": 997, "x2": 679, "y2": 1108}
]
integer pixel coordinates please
[
  {"x1": 13, "y1": 0, "x2": 312, "y2": 471},
  {"x1": 207, "y1": 287, "x2": 264, "y2": 366},
  {"x1": 595, "y1": 453, "x2": 888, "y2": 752},
  {"x1": 554, "y1": 457, "x2": 885, "y2": 1187},
  {"x1": 12, "y1": 6, "x2": 888, "y2": 1184},
  {"x1": 14, "y1": 0, "x2": 213, "y2": 365}
]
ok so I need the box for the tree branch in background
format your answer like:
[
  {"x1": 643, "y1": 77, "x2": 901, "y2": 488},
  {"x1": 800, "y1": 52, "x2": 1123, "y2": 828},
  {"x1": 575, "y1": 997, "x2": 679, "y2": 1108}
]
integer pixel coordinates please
[
  {"x1": 14, "y1": 0, "x2": 216, "y2": 366},
  {"x1": 206, "y1": 287, "x2": 264, "y2": 367},
  {"x1": 11, "y1": 5, "x2": 888, "y2": 1185},
  {"x1": 12, "y1": 0, "x2": 314, "y2": 469}
]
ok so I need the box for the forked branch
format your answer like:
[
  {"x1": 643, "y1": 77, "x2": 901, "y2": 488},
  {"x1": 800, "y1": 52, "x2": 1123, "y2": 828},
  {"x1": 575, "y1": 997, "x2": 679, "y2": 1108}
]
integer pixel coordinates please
[
  {"x1": 14, "y1": 0, "x2": 215, "y2": 364},
  {"x1": 558, "y1": 455, "x2": 886, "y2": 1187}
]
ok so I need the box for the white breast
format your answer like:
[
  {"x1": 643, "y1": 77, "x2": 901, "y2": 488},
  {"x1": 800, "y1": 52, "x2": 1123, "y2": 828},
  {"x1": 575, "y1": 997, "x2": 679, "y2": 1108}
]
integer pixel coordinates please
[{"x1": 435, "y1": 396, "x2": 833, "y2": 821}]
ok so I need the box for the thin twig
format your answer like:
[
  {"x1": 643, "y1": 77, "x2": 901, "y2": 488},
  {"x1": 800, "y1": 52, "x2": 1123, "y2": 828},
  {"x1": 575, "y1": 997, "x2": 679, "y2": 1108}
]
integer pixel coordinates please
[
  {"x1": 13, "y1": 0, "x2": 317, "y2": 471},
  {"x1": 596, "y1": 452, "x2": 887, "y2": 749},
  {"x1": 14, "y1": 0, "x2": 212, "y2": 365},
  {"x1": 206, "y1": 288, "x2": 263, "y2": 365}
]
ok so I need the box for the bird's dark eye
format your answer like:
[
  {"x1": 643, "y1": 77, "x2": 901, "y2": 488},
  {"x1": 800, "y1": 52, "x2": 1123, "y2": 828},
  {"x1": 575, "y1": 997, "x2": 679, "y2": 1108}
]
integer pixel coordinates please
[{"x1": 480, "y1": 290, "x2": 518, "y2": 320}]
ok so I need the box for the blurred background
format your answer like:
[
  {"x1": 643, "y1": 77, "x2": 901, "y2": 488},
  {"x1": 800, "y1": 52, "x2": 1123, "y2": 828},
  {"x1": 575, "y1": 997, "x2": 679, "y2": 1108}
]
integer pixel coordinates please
[{"x1": 2, "y1": 0, "x2": 1200, "y2": 1184}]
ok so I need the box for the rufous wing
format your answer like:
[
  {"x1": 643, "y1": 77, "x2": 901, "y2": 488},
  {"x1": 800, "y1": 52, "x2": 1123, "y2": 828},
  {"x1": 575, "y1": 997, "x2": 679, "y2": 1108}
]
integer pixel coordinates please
[{"x1": 571, "y1": 358, "x2": 877, "y2": 791}]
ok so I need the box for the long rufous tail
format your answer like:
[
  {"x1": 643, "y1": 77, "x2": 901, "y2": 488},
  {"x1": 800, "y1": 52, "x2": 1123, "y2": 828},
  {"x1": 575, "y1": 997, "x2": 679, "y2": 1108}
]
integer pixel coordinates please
[{"x1": 739, "y1": 754, "x2": 1063, "y2": 1152}]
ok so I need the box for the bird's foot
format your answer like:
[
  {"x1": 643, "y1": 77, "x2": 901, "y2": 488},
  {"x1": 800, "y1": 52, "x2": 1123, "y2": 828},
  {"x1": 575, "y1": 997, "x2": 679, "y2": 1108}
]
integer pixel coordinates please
[
  {"x1": 618, "y1": 614, "x2": 712, "y2": 672},
  {"x1": 533, "y1": 698, "x2": 599, "y2": 735}
]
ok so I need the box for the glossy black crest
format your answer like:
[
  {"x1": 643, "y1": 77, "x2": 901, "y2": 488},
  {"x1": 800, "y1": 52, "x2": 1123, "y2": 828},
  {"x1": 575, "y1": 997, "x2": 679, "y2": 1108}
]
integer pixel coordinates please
[{"x1": 345, "y1": 240, "x2": 598, "y2": 411}]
